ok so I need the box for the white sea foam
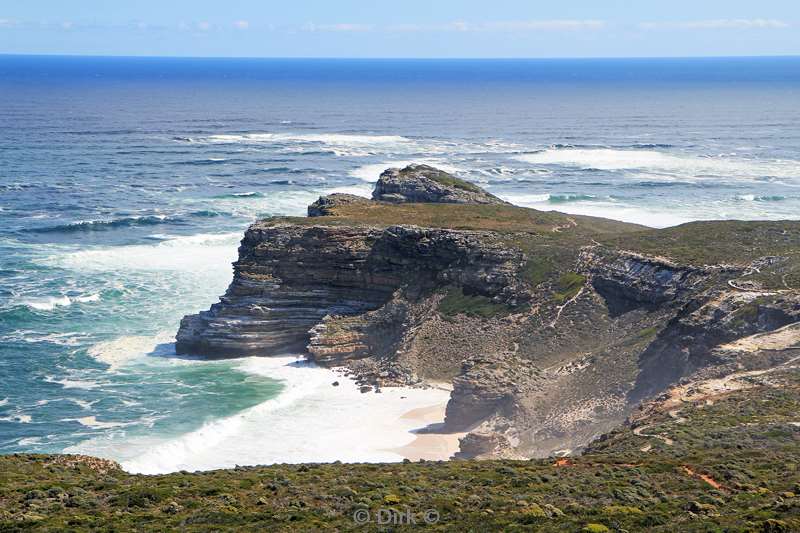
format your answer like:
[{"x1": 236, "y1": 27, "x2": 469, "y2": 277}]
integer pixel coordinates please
[
  {"x1": 44, "y1": 377, "x2": 101, "y2": 390},
  {"x1": 88, "y1": 332, "x2": 175, "y2": 369},
  {"x1": 198, "y1": 132, "x2": 414, "y2": 157},
  {"x1": 0, "y1": 398, "x2": 8, "y2": 407},
  {"x1": 73, "y1": 416, "x2": 127, "y2": 429},
  {"x1": 51, "y1": 232, "x2": 241, "y2": 273},
  {"x1": 0, "y1": 414, "x2": 32, "y2": 423},
  {"x1": 322, "y1": 184, "x2": 374, "y2": 198},
  {"x1": 70, "y1": 398, "x2": 99, "y2": 410},
  {"x1": 501, "y1": 193, "x2": 693, "y2": 228},
  {"x1": 23, "y1": 296, "x2": 71, "y2": 311},
  {"x1": 70, "y1": 356, "x2": 451, "y2": 474},
  {"x1": 19, "y1": 293, "x2": 101, "y2": 311},
  {"x1": 516, "y1": 148, "x2": 800, "y2": 182},
  {"x1": 1, "y1": 330, "x2": 90, "y2": 347},
  {"x1": 203, "y1": 132, "x2": 410, "y2": 146},
  {"x1": 736, "y1": 194, "x2": 787, "y2": 202}
]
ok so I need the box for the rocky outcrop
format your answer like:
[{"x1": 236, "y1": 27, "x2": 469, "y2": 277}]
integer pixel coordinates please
[
  {"x1": 308, "y1": 193, "x2": 373, "y2": 217},
  {"x1": 445, "y1": 352, "x2": 543, "y2": 431},
  {"x1": 176, "y1": 222, "x2": 525, "y2": 359},
  {"x1": 630, "y1": 290, "x2": 800, "y2": 400},
  {"x1": 579, "y1": 248, "x2": 718, "y2": 316},
  {"x1": 372, "y1": 164, "x2": 508, "y2": 205}
]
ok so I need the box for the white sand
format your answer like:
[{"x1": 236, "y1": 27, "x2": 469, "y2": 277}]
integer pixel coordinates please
[
  {"x1": 388, "y1": 403, "x2": 466, "y2": 461},
  {"x1": 70, "y1": 356, "x2": 456, "y2": 474}
]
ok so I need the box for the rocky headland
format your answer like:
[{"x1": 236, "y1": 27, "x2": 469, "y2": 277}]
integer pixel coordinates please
[{"x1": 176, "y1": 164, "x2": 800, "y2": 460}]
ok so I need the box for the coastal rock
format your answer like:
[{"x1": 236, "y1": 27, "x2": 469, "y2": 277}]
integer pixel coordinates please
[
  {"x1": 445, "y1": 352, "x2": 543, "y2": 431},
  {"x1": 176, "y1": 222, "x2": 525, "y2": 358},
  {"x1": 630, "y1": 290, "x2": 800, "y2": 400},
  {"x1": 372, "y1": 164, "x2": 508, "y2": 205},
  {"x1": 455, "y1": 431, "x2": 516, "y2": 459},
  {"x1": 308, "y1": 193, "x2": 374, "y2": 217},
  {"x1": 578, "y1": 248, "x2": 716, "y2": 316}
]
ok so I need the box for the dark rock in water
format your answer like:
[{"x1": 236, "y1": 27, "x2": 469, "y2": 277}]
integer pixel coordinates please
[
  {"x1": 332, "y1": 381, "x2": 339, "y2": 387},
  {"x1": 372, "y1": 164, "x2": 508, "y2": 205},
  {"x1": 308, "y1": 193, "x2": 373, "y2": 217}
]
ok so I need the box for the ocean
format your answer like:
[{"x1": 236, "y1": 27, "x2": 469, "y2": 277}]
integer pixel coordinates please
[{"x1": 1, "y1": 55, "x2": 799, "y2": 472}]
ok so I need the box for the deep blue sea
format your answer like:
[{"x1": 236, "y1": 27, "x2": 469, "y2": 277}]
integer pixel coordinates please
[{"x1": 1, "y1": 56, "x2": 799, "y2": 471}]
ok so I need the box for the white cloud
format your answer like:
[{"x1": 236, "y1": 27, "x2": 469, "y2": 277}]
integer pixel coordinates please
[
  {"x1": 196, "y1": 21, "x2": 211, "y2": 31},
  {"x1": 302, "y1": 22, "x2": 374, "y2": 32},
  {"x1": 61, "y1": 21, "x2": 74, "y2": 30},
  {"x1": 233, "y1": 20, "x2": 249, "y2": 30},
  {"x1": 0, "y1": 18, "x2": 18, "y2": 28},
  {"x1": 387, "y1": 20, "x2": 605, "y2": 33},
  {"x1": 641, "y1": 18, "x2": 790, "y2": 30},
  {"x1": 482, "y1": 20, "x2": 606, "y2": 31}
]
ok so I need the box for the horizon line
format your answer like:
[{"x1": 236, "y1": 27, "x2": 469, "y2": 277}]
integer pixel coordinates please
[{"x1": 2, "y1": 52, "x2": 800, "y2": 61}]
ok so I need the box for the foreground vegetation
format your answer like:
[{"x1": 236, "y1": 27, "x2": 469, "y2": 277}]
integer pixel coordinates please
[{"x1": 2, "y1": 368, "x2": 799, "y2": 531}]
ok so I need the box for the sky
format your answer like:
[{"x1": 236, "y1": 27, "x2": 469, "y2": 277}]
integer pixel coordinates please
[{"x1": 1, "y1": 0, "x2": 799, "y2": 58}]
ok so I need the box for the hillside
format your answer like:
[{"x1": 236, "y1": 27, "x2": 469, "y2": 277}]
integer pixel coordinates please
[{"x1": 2, "y1": 365, "x2": 799, "y2": 531}]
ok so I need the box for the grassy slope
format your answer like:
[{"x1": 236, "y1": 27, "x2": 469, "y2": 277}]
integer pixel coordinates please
[{"x1": 2, "y1": 369, "x2": 799, "y2": 531}]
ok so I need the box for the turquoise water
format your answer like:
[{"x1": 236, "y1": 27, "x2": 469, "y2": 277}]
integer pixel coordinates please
[{"x1": 1, "y1": 56, "x2": 799, "y2": 463}]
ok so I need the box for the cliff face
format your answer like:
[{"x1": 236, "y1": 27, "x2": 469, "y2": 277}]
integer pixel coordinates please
[
  {"x1": 176, "y1": 166, "x2": 800, "y2": 461},
  {"x1": 176, "y1": 223, "x2": 525, "y2": 359}
]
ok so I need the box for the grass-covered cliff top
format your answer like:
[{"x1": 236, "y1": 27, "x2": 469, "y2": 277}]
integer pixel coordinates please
[
  {"x1": 262, "y1": 202, "x2": 643, "y2": 235},
  {"x1": 261, "y1": 200, "x2": 800, "y2": 288},
  {"x1": 604, "y1": 220, "x2": 800, "y2": 265},
  {"x1": 3, "y1": 368, "x2": 799, "y2": 531},
  {"x1": 603, "y1": 220, "x2": 800, "y2": 288}
]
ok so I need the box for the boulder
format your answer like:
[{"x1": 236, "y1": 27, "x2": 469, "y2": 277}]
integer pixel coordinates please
[{"x1": 372, "y1": 164, "x2": 508, "y2": 205}]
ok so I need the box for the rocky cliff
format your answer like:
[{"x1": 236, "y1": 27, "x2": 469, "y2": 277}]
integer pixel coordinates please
[{"x1": 177, "y1": 165, "x2": 800, "y2": 460}]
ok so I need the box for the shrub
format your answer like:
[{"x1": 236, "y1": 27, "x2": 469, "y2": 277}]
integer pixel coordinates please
[
  {"x1": 553, "y1": 272, "x2": 586, "y2": 304},
  {"x1": 438, "y1": 286, "x2": 510, "y2": 318}
]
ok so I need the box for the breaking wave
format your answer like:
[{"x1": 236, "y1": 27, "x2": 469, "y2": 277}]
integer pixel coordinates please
[{"x1": 515, "y1": 147, "x2": 800, "y2": 182}]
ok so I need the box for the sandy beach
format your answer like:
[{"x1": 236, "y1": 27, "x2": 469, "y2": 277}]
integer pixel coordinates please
[{"x1": 388, "y1": 391, "x2": 467, "y2": 461}]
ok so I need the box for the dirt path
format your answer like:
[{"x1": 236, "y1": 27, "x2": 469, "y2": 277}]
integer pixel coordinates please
[
  {"x1": 682, "y1": 466, "x2": 725, "y2": 492},
  {"x1": 548, "y1": 287, "x2": 585, "y2": 328},
  {"x1": 632, "y1": 424, "x2": 674, "y2": 446}
]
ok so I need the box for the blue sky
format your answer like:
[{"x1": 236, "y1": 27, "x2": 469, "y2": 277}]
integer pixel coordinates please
[{"x1": 1, "y1": 0, "x2": 798, "y2": 58}]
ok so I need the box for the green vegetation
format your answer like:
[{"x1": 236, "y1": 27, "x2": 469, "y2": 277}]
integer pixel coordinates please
[
  {"x1": 522, "y1": 256, "x2": 554, "y2": 287},
  {"x1": 553, "y1": 272, "x2": 586, "y2": 304},
  {"x1": 631, "y1": 326, "x2": 659, "y2": 343},
  {"x1": 263, "y1": 201, "x2": 641, "y2": 236},
  {"x1": 599, "y1": 220, "x2": 800, "y2": 289},
  {"x1": 438, "y1": 286, "x2": 511, "y2": 318},
  {"x1": 3, "y1": 368, "x2": 800, "y2": 531},
  {"x1": 420, "y1": 168, "x2": 484, "y2": 193}
]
